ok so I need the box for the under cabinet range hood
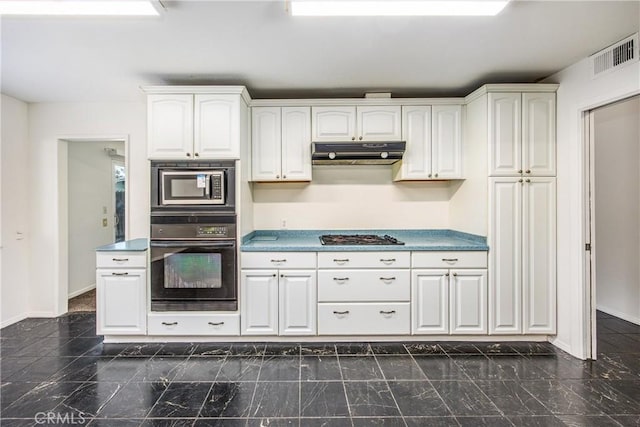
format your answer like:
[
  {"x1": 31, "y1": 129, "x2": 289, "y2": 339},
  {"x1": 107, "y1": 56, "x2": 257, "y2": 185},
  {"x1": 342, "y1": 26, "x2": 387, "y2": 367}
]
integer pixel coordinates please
[{"x1": 312, "y1": 142, "x2": 406, "y2": 165}]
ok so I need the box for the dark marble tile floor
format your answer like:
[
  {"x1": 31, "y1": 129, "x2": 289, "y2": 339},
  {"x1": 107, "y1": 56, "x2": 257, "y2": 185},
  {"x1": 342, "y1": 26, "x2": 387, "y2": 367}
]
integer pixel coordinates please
[{"x1": 1, "y1": 310, "x2": 640, "y2": 426}]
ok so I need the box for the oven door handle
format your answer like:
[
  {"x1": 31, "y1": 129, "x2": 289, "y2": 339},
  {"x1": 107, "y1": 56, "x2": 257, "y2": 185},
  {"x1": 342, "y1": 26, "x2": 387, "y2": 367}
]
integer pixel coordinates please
[{"x1": 150, "y1": 240, "x2": 236, "y2": 248}]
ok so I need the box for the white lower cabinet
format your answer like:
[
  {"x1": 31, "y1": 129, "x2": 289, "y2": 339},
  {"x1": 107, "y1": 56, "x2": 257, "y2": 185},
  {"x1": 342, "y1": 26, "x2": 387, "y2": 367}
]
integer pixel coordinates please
[
  {"x1": 318, "y1": 303, "x2": 410, "y2": 335},
  {"x1": 96, "y1": 251, "x2": 147, "y2": 335},
  {"x1": 148, "y1": 313, "x2": 240, "y2": 336},
  {"x1": 411, "y1": 252, "x2": 488, "y2": 335},
  {"x1": 240, "y1": 252, "x2": 317, "y2": 336}
]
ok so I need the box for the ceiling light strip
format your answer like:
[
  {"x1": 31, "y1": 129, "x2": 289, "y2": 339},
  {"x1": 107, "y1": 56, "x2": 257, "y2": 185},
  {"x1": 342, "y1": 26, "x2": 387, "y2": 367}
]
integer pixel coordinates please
[
  {"x1": 0, "y1": 1, "x2": 161, "y2": 16},
  {"x1": 290, "y1": 1, "x2": 510, "y2": 16}
]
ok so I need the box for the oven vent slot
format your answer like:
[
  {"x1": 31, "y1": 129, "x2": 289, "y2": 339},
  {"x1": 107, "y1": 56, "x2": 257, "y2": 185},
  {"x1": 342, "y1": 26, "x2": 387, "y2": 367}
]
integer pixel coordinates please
[{"x1": 590, "y1": 33, "x2": 638, "y2": 79}]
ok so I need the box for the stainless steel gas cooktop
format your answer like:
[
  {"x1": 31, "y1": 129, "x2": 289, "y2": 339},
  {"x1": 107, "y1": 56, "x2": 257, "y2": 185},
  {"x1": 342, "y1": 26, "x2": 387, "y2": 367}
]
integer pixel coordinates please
[{"x1": 319, "y1": 234, "x2": 405, "y2": 246}]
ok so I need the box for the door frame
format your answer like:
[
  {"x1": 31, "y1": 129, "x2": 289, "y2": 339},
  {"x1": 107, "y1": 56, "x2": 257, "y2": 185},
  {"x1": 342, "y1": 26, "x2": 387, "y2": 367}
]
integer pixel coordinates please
[{"x1": 56, "y1": 135, "x2": 129, "y2": 316}]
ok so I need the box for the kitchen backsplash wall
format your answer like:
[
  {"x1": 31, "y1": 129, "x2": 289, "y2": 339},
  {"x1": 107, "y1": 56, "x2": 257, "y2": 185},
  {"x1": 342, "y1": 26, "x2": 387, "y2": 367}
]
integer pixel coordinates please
[{"x1": 252, "y1": 165, "x2": 456, "y2": 230}]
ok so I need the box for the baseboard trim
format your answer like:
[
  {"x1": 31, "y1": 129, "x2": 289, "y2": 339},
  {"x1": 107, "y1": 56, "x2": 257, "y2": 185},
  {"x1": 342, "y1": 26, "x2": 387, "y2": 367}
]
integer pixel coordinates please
[
  {"x1": 68, "y1": 284, "x2": 96, "y2": 299},
  {"x1": 548, "y1": 337, "x2": 574, "y2": 357},
  {"x1": 0, "y1": 313, "x2": 29, "y2": 328},
  {"x1": 597, "y1": 305, "x2": 640, "y2": 326}
]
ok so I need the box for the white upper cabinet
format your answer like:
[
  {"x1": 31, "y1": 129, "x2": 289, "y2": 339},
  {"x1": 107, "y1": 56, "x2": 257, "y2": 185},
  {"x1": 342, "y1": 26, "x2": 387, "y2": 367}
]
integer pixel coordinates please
[
  {"x1": 194, "y1": 94, "x2": 241, "y2": 159},
  {"x1": 147, "y1": 94, "x2": 194, "y2": 159},
  {"x1": 356, "y1": 106, "x2": 402, "y2": 141},
  {"x1": 252, "y1": 106, "x2": 311, "y2": 182},
  {"x1": 312, "y1": 105, "x2": 401, "y2": 142},
  {"x1": 394, "y1": 104, "x2": 462, "y2": 181},
  {"x1": 489, "y1": 92, "x2": 556, "y2": 176},
  {"x1": 147, "y1": 91, "x2": 245, "y2": 159},
  {"x1": 432, "y1": 105, "x2": 462, "y2": 179}
]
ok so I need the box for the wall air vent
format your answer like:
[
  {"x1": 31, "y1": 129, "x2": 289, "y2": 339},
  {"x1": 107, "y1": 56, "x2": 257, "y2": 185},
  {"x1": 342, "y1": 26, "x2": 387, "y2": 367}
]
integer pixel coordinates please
[{"x1": 590, "y1": 33, "x2": 638, "y2": 79}]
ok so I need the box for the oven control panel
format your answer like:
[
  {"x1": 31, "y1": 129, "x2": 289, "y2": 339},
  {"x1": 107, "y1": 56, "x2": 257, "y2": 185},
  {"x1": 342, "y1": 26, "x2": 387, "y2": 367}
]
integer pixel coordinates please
[{"x1": 197, "y1": 225, "x2": 228, "y2": 237}]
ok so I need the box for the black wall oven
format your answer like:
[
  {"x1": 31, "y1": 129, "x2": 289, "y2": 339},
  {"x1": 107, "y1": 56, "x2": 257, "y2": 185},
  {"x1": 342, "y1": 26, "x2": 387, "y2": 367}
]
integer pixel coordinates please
[{"x1": 150, "y1": 214, "x2": 237, "y2": 311}]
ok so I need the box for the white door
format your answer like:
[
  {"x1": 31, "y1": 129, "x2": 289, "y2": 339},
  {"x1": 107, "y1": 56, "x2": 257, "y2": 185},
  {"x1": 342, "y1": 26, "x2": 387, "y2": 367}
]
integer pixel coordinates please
[
  {"x1": 241, "y1": 270, "x2": 278, "y2": 335},
  {"x1": 450, "y1": 269, "x2": 487, "y2": 334},
  {"x1": 312, "y1": 106, "x2": 356, "y2": 142},
  {"x1": 281, "y1": 107, "x2": 312, "y2": 181},
  {"x1": 432, "y1": 105, "x2": 462, "y2": 179},
  {"x1": 488, "y1": 92, "x2": 521, "y2": 176},
  {"x1": 279, "y1": 270, "x2": 317, "y2": 335},
  {"x1": 411, "y1": 269, "x2": 449, "y2": 334},
  {"x1": 357, "y1": 106, "x2": 402, "y2": 141},
  {"x1": 489, "y1": 178, "x2": 523, "y2": 334},
  {"x1": 194, "y1": 94, "x2": 240, "y2": 159},
  {"x1": 252, "y1": 107, "x2": 282, "y2": 181},
  {"x1": 398, "y1": 106, "x2": 432, "y2": 180},
  {"x1": 522, "y1": 92, "x2": 556, "y2": 176},
  {"x1": 97, "y1": 269, "x2": 147, "y2": 335},
  {"x1": 147, "y1": 94, "x2": 193, "y2": 159},
  {"x1": 523, "y1": 177, "x2": 556, "y2": 333}
]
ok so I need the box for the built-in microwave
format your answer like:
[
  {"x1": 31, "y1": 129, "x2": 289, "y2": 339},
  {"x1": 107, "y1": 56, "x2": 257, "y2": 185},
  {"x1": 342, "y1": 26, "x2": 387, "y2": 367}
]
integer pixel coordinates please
[{"x1": 151, "y1": 161, "x2": 236, "y2": 213}]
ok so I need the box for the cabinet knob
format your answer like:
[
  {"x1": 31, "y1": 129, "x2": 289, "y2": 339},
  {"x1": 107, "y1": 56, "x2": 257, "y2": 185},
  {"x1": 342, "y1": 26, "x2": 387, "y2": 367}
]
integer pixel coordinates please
[
  {"x1": 452, "y1": 272, "x2": 458, "y2": 276},
  {"x1": 359, "y1": 136, "x2": 363, "y2": 141},
  {"x1": 445, "y1": 273, "x2": 450, "y2": 277},
  {"x1": 194, "y1": 152, "x2": 199, "y2": 157},
  {"x1": 525, "y1": 170, "x2": 531, "y2": 174},
  {"x1": 519, "y1": 179, "x2": 523, "y2": 183},
  {"x1": 518, "y1": 169, "x2": 523, "y2": 174},
  {"x1": 186, "y1": 153, "x2": 191, "y2": 157},
  {"x1": 428, "y1": 174, "x2": 432, "y2": 178},
  {"x1": 283, "y1": 175, "x2": 286, "y2": 179},
  {"x1": 351, "y1": 136, "x2": 356, "y2": 141},
  {"x1": 276, "y1": 175, "x2": 280, "y2": 179},
  {"x1": 525, "y1": 179, "x2": 531, "y2": 183},
  {"x1": 434, "y1": 173, "x2": 438, "y2": 178}
]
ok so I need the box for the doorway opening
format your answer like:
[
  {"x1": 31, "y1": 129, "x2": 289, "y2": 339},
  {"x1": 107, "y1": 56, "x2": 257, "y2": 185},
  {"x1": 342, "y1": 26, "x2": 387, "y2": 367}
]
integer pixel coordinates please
[
  {"x1": 64, "y1": 138, "x2": 128, "y2": 313},
  {"x1": 585, "y1": 95, "x2": 640, "y2": 358}
]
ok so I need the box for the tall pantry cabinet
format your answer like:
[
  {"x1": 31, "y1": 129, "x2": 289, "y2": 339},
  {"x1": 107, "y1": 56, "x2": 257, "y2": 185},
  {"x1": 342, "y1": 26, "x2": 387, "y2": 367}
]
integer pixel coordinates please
[{"x1": 467, "y1": 84, "x2": 558, "y2": 336}]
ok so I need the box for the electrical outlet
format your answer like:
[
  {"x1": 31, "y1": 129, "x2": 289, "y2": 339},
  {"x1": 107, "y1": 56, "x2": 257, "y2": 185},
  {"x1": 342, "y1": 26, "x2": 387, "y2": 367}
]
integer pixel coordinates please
[
  {"x1": 281, "y1": 219, "x2": 287, "y2": 229},
  {"x1": 102, "y1": 218, "x2": 108, "y2": 227},
  {"x1": 103, "y1": 206, "x2": 107, "y2": 214}
]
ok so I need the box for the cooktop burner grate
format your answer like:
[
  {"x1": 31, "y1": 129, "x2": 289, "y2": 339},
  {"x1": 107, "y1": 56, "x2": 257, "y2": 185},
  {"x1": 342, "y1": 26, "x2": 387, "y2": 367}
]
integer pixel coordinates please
[{"x1": 319, "y1": 234, "x2": 405, "y2": 246}]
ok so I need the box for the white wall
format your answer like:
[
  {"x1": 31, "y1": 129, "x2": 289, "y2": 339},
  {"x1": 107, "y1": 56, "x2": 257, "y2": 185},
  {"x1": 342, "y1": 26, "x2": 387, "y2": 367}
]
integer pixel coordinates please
[
  {"x1": 594, "y1": 96, "x2": 640, "y2": 324},
  {"x1": 1, "y1": 94, "x2": 30, "y2": 327},
  {"x1": 28, "y1": 102, "x2": 147, "y2": 317},
  {"x1": 67, "y1": 141, "x2": 124, "y2": 297},
  {"x1": 252, "y1": 166, "x2": 452, "y2": 230},
  {"x1": 545, "y1": 51, "x2": 640, "y2": 358}
]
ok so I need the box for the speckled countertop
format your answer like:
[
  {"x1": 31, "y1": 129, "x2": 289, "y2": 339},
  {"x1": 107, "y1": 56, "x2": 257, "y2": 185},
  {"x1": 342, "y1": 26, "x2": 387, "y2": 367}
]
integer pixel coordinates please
[
  {"x1": 241, "y1": 230, "x2": 488, "y2": 252},
  {"x1": 96, "y1": 238, "x2": 149, "y2": 252}
]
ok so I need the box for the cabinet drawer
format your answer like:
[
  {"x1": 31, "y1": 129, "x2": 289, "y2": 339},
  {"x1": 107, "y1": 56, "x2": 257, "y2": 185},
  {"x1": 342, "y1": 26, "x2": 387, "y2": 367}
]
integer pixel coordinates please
[
  {"x1": 147, "y1": 313, "x2": 240, "y2": 336},
  {"x1": 241, "y1": 252, "x2": 317, "y2": 269},
  {"x1": 96, "y1": 252, "x2": 147, "y2": 269},
  {"x1": 318, "y1": 303, "x2": 410, "y2": 335},
  {"x1": 412, "y1": 251, "x2": 487, "y2": 269},
  {"x1": 318, "y1": 270, "x2": 410, "y2": 302},
  {"x1": 318, "y1": 252, "x2": 410, "y2": 269}
]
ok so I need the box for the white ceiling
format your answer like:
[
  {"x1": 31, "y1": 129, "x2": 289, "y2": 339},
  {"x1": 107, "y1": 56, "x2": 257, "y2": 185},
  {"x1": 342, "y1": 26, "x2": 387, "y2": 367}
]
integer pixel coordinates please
[{"x1": 1, "y1": 0, "x2": 639, "y2": 103}]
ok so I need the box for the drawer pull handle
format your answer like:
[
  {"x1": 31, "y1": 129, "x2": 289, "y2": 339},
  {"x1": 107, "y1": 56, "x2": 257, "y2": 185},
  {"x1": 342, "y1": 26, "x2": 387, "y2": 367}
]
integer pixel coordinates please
[
  {"x1": 270, "y1": 259, "x2": 287, "y2": 263},
  {"x1": 333, "y1": 259, "x2": 349, "y2": 264},
  {"x1": 333, "y1": 310, "x2": 350, "y2": 315},
  {"x1": 442, "y1": 258, "x2": 458, "y2": 262},
  {"x1": 112, "y1": 258, "x2": 129, "y2": 262},
  {"x1": 380, "y1": 277, "x2": 396, "y2": 282},
  {"x1": 161, "y1": 322, "x2": 178, "y2": 326},
  {"x1": 380, "y1": 310, "x2": 396, "y2": 315},
  {"x1": 111, "y1": 272, "x2": 129, "y2": 276},
  {"x1": 333, "y1": 277, "x2": 350, "y2": 282},
  {"x1": 380, "y1": 258, "x2": 396, "y2": 264},
  {"x1": 208, "y1": 321, "x2": 225, "y2": 326}
]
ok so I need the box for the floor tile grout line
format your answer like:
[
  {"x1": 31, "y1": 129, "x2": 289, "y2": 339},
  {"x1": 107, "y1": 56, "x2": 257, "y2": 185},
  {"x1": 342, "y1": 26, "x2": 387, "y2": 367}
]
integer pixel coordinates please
[
  {"x1": 333, "y1": 344, "x2": 356, "y2": 427},
  {"x1": 372, "y1": 350, "x2": 408, "y2": 427},
  {"x1": 193, "y1": 351, "x2": 228, "y2": 420}
]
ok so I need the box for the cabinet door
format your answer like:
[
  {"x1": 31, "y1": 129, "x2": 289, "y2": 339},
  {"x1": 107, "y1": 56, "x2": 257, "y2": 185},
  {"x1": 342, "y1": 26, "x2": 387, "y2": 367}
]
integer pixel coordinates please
[
  {"x1": 252, "y1": 106, "x2": 282, "y2": 181},
  {"x1": 279, "y1": 270, "x2": 317, "y2": 335},
  {"x1": 450, "y1": 269, "x2": 487, "y2": 334},
  {"x1": 523, "y1": 177, "x2": 556, "y2": 334},
  {"x1": 194, "y1": 94, "x2": 240, "y2": 159},
  {"x1": 147, "y1": 94, "x2": 193, "y2": 159},
  {"x1": 489, "y1": 93, "x2": 521, "y2": 176},
  {"x1": 281, "y1": 107, "x2": 312, "y2": 181},
  {"x1": 411, "y1": 269, "x2": 449, "y2": 334},
  {"x1": 432, "y1": 105, "x2": 462, "y2": 179},
  {"x1": 312, "y1": 106, "x2": 356, "y2": 142},
  {"x1": 96, "y1": 269, "x2": 147, "y2": 335},
  {"x1": 488, "y1": 178, "x2": 523, "y2": 334},
  {"x1": 396, "y1": 106, "x2": 432, "y2": 180},
  {"x1": 522, "y1": 93, "x2": 556, "y2": 176},
  {"x1": 241, "y1": 270, "x2": 278, "y2": 335},
  {"x1": 357, "y1": 106, "x2": 402, "y2": 141}
]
